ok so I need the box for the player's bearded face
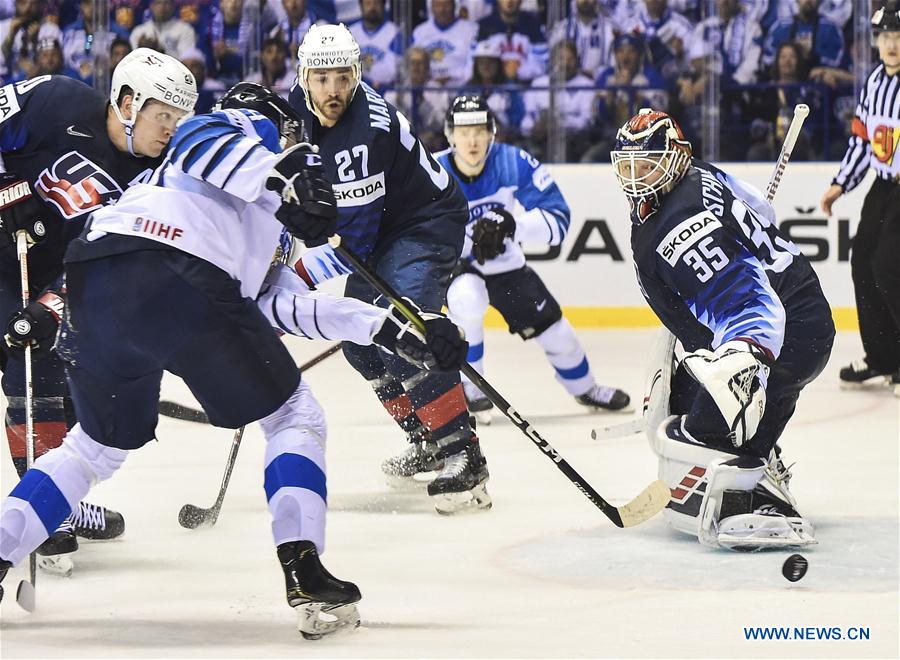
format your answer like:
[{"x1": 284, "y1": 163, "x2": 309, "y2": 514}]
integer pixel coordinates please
[
  {"x1": 307, "y1": 68, "x2": 356, "y2": 122},
  {"x1": 132, "y1": 100, "x2": 190, "y2": 158},
  {"x1": 452, "y1": 125, "x2": 492, "y2": 169}
]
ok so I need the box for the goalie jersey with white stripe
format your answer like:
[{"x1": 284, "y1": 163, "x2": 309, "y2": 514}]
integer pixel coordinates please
[
  {"x1": 631, "y1": 159, "x2": 829, "y2": 359},
  {"x1": 436, "y1": 142, "x2": 570, "y2": 276}
]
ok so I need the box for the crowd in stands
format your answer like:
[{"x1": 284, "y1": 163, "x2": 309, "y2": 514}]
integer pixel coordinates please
[{"x1": 0, "y1": 0, "x2": 871, "y2": 161}]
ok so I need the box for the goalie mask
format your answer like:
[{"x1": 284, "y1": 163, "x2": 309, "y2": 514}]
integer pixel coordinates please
[
  {"x1": 610, "y1": 109, "x2": 692, "y2": 223},
  {"x1": 297, "y1": 24, "x2": 361, "y2": 124},
  {"x1": 215, "y1": 82, "x2": 303, "y2": 149}
]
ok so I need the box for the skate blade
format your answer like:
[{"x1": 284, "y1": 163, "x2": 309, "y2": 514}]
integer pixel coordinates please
[
  {"x1": 295, "y1": 602, "x2": 361, "y2": 640},
  {"x1": 38, "y1": 554, "x2": 74, "y2": 577},
  {"x1": 432, "y1": 482, "x2": 492, "y2": 515},
  {"x1": 470, "y1": 409, "x2": 492, "y2": 426},
  {"x1": 383, "y1": 470, "x2": 438, "y2": 492},
  {"x1": 838, "y1": 376, "x2": 892, "y2": 391},
  {"x1": 16, "y1": 580, "x2": 35, "y2": 612}
]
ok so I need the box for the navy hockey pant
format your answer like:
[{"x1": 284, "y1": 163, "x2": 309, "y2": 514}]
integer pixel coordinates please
[{"x1": 61, "y1": 250, "x2": 300, "y2": 450}]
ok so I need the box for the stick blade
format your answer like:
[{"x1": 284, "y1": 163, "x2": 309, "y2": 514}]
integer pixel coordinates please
[
  {"x1": 178, "y1": 504, "x2": 213, "y2": 529},
  {"x1": 16, "y1": 579, "x2": 35, "y2": 612},
  {"x1": 616, "y1": 479, "x2": 671, "y2": 528}
]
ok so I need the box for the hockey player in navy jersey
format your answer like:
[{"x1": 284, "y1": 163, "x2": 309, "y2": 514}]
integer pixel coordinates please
[
  {"x1": 0, "y1": 49, "x2": 198, "y2": 570},
  {"x1": 288, "y1": 24, "x2": 491, "y2": 514},
  {"x1": 610, "y1": 109, "x2": 835, "y2": 550},
  {"x1": 0, "y1": 83, "x2": 468, "y2": 635},
  {"x1": 432, "y1": 94, "x2": 631, "y2": 427}
]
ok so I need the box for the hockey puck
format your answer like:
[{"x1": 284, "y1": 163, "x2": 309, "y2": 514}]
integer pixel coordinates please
[{"x1": 782, "y1": 554, "x2": 809, "y2": 582}]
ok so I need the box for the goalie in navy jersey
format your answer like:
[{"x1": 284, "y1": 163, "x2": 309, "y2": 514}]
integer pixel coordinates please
[
  {"x1": 610, "y1": 109, "x2": 834, "y2": 551},
  {"x1": 287, "y1": 24, "x2": 491, "y2": 514},
  {"x1": 0, "y1": 49, "x2": 198, "y2": 568},
  {"x1": 435, "y1": 95, "x2": 631, "y2": 426}
]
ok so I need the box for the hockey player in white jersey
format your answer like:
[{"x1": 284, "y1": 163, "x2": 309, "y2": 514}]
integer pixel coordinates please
[
  {"x1": 434, "y1": 95, "x2": 632, "y2": 425},
  {"x1": 0, "y1": 83, "x2": 468, "y2": 635}
]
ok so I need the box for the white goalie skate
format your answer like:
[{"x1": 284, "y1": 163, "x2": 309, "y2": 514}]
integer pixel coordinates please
[{"x1": 295, "y1": 602, "x2": 361, "y2": 640}]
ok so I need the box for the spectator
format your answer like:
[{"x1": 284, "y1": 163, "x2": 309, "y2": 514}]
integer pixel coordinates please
[
  {"x1": 246, "y1": 35, "x2": 293, "y2": 97},
  {"x1": 456, "y1": 0, "x2": 492, "y2": 22},
  {"x1": 130, "y1": 0, "x2": 197, "y2": 57},
  {"x1": 523, "y1": 40, "x2": 596, "y2": 159},
  {"x1": 210, "y1": 0, "x2": 251, "y2": 84},
  {"x1": 1, "y1": 0, "x2": 61, "y2": 80},
  {"x1": 460, "y1": 39, "x2": 526, "y2": 138},
  {"x1": 61, "y1": 0, "x2": 129, "y2": 82},
  {"x1": 110, "y1": 0, "x2": 146, "y2": 34},
  {"x1": 549, "y1": 0, "x2": 615, "y2": 80},
  {"x1": 475, "y1": 0, "x2": 547, "y2": 83},
  {"x1": 622, "y1": 0, "x2": 694, "y2": 82},
  {"x1": 109, "y1": 36, "x2": 132, "y2": 74},
  {"x1": 595, "y1": 33, "x2": 666, "y2": 130},
  {"x1": 349, "y1": 0, "x2": 402, "y2": 90},
  {"x1": 387, "y1": 47, "x2": 449, "y2": 151},
  {"x1": 271, "y1": 0, "x2": 321, "y2": 63},
  {"x1": 181, "y1": 46, "x2": 225, "y2": 113},
  {"x1": 30, "y1": 37, "x2": 81, "y2": 79},
  {"x1": 763, "y1": 0, "x2": 846, "y2": 70},
  {"x1": 412, "y1": 0, "x2": 477, "y2": 88},
  {"x1": 746, "y1": 41, "x2": 819, "y2": 161}
]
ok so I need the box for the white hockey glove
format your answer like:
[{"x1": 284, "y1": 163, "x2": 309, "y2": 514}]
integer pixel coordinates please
[
  {"x1": 681, "y1": 340, "x2": 769, "y2": 448},
  {"x1": 372, "y1": 298, "x2": 468, "y2": 372}
]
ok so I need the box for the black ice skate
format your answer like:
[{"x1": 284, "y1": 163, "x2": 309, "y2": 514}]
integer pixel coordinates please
[
  {"x1": 839, "y1": 359, "x2": 893, "y2": 388},
  {"x1": 36, "y1": 515, "x2": 77, "y2": 577},
  {"x1": 380, "y1": 440, "x2": 443, "y2": 490},
  {"x1": 427, "y1": 440, "x2": 491, "y2": 514},
  {"x1": 72, "y1": 501, "x2": 126, "y2": 540},
  {"x1": 277, "y1": 540, "x2": 361, "y2": 640},
  {"x1": 0, "y1": 557, "x2": 10, "y2": 603},
  {"x1": 575, "y1": 385, "x2": 632, "y2": 412},
  {"x1": 464, "y1": 385, "x2": 494, "y2": 426}
]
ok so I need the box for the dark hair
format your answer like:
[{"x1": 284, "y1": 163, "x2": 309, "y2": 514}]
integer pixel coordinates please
[
  {"x1": 262, "y1": 36, "x2": 287, "y2": 53},
  {"x1": 116, "y1": 84, "x2": 134, "y2": 106},
  {"x1": 774, "y1": 41, "x2": 810, "y2": 81},
  {"x1": 110, "y1": 37, "x2": 132, "y2": 53}
]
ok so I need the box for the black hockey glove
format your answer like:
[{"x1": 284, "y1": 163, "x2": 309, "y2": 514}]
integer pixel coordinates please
[
  {"x1": 4, "y1": 290, "x2": 65, "y2": 358},
  {"x1": 372, "y1": 298, "x2": 468, "y2": 372},
  {"x1": 471, "y1": 208, "x2": 516, "y2": 265},
  {"x1": 265, "y1": 143, "x2": 337, "y2": 247},
  {"x1": 0, "y1": 174, "x2": 47, "y2": 248}
]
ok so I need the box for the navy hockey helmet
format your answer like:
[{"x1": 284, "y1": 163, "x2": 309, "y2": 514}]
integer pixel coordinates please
[
  {"x1": 873, "y1": 1, "x2": 900, "y2": 35},
  {"x1": 610, "y1": 108, "x2": 692, "y2": 223},
  {"x1": 216, "y1": 82, "x2": 303, "y2": 148}
]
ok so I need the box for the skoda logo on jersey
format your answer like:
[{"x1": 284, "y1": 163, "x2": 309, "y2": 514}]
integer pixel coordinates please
[
  {"x1": 657, "y1": 211, "x2": 721, "y2": 266},
  {"x1": 35, "y1": 151, "x2": 123, "y2": 219},
  {"x1": 332, "y1": 172, "x2": 386, "y2": 208}
]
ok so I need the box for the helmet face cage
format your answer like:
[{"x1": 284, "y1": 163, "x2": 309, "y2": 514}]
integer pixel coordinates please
[
  {"x1": 610, "y1": 109, "x2": 692, "y2": 222},
  {"x1": 216, "y1": 82, "x2": 303, "y2": 148},
  {"x1": 297, "y1": 24, "x2": 361, "y2": 122},
  {"x1": 444, "y1": 95, "x2": 496, "y2": 156}
]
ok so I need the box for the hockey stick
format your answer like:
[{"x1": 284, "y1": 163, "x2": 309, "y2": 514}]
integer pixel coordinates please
[
  {"x1": 160, "y1": 343, "x2": 342, "y2": 425},
  {"x1": 14, "y1": 232, "x2": 36, "y2": 612},
  {"x1": 330, "y1": 238, "x2": 670, "y2": 528},
  {"x1": 592, "y1": 104, "x2": 811, "y2": 444},
  {"x1": 178, "y1": 425, "x2": 245, "y2": 529}
]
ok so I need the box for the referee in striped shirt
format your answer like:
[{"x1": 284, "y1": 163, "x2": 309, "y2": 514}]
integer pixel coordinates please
[{"x1": 820, "y1": 1, "x2": 900, "y2": 395}]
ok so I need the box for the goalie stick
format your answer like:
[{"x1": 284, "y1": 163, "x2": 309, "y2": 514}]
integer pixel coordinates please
[
  {"x1": 161, "y1": 343, "x2": 342, "y2": 425},
  {"x1": 592, "y1": 103, "x2": 811, "y2": 444},
  {"x1": 330, "y1": 238, "x2": 670, "y2": 528}
]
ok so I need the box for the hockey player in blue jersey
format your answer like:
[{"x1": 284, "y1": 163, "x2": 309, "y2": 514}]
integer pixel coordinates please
[
  {"x1": 0, "y1": 83, "x2": 469, "y2": 634},
  {"x1": 433, "y1": 94, "x2": 631, "y2": 427},
  {"x1": 610, "y1": 109, "x2": 835, "y2": 550},
  {"x1": 288, "y1": 24, "x2": 491, "y2": 514},
  {"x1": 0, "y1": 49, "x2": 198, "y2": 571}
]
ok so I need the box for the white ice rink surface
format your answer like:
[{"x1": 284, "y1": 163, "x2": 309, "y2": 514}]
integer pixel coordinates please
[{"x1": 1, "y1": 329, "x2": 898, "y2": 659}]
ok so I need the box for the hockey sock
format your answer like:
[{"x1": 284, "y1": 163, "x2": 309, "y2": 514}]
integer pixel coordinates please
[
  {"x1": 535, "y1": 318, "x2": 596, "y2": 396},
  {"x1": 1, "y1": 424, "x2": 127, "y2": 565},
  {"x1": 5, "y1": 395, "x2": 69, "y2": 477},
  {"x1": 446, "y1": 272, "x2": 488, "y2": 377},
  {"x1": 367, "y1": 374, "x2": 428, "y2": 440},
  {"x1": 260, "y1": 381, "x2": 328, "y2": 554}
]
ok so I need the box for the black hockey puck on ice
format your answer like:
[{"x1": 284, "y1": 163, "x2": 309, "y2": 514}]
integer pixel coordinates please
[{"x1": 782, "y1": 554, "x2": 809, "y2": 582}]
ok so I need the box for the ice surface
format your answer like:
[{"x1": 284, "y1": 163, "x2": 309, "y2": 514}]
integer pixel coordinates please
[{"x1": 1, "y1": 329, "x2": 897, "y2": 658}]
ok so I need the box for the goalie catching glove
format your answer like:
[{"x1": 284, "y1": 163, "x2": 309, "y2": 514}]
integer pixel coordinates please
[
  {"x1": 5, "y1": 290, "x2": 65, "y2": 357},
  {"x1": 681, "y1": 340, "x2": 769, "y2": 447},
  {"x1": 373, "y1": 297, "x2": 468, "y2": 371},
  {"x1": 266, "y1": 143, "x2": 337, "y2": 247},
  {"x1": 471, "y1": 208, "x2": 516, "y2": 265}
]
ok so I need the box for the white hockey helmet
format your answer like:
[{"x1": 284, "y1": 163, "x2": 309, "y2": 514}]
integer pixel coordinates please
[
  {"x1": 110, "y1": 48, "x2": 199, "y2": 155},
  {"x1": 297, "y1": 23, "x2": 361, "y2": 121}
]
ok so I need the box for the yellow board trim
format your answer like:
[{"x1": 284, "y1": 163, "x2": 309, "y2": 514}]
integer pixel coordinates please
[{"x1": 483, "y1": 306, "x2": 860, "y2": 331}]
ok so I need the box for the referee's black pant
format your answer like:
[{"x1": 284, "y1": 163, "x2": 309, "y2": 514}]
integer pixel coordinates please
[{"x1": 852, "y1": 177, "x2": 900, "y2": 374}]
